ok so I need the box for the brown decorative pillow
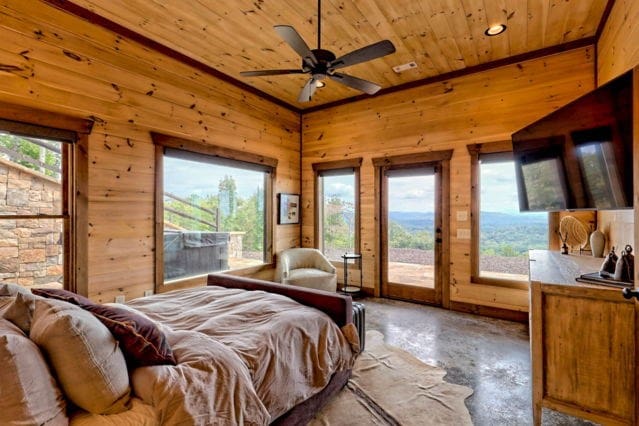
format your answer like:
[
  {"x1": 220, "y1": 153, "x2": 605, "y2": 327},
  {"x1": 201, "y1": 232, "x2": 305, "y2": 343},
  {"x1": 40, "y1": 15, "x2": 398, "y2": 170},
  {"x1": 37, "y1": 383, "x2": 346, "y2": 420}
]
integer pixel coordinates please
[
  {"x1": 32, "y1": 288, "x2": 176, "y2": 367},
  {"x1": 0, "y1": 318, "x2": 68, "y2": 425},
  {"x1": 30, "y1": 298, "x2": 131, "y2": 414}
]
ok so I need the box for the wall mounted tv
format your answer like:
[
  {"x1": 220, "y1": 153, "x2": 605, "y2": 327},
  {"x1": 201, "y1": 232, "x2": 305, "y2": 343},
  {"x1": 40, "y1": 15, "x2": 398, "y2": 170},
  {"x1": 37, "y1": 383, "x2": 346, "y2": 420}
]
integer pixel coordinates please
[{"x1": 512, "y1": 70, "x2": 633, "y2": 212}]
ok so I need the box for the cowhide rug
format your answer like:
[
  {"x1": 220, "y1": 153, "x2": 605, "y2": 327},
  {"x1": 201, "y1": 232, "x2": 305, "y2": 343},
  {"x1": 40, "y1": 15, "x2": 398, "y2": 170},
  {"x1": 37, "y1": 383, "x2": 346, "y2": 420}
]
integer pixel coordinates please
[{"x1": 311, "y1": 330, "x2": 474, "y2": 425}]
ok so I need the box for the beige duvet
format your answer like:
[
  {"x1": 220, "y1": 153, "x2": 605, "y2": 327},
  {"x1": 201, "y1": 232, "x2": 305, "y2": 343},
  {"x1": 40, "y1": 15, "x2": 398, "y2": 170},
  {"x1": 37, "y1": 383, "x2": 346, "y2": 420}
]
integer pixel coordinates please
[{"x1": 123, "y1": 286, "x2": 357, "y2": 425}]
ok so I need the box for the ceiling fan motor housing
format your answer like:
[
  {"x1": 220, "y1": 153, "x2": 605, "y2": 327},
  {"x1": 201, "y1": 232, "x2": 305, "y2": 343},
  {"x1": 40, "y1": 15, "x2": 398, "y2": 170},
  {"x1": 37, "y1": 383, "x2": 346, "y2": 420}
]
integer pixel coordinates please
[{"x1": 305, "y1": 49, "x2": 336, "y2": 77}]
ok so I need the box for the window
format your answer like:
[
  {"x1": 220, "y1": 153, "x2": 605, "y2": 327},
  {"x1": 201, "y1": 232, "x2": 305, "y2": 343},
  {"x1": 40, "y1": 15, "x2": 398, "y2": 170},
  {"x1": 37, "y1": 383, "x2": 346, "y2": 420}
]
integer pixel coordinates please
[
  {"x1": 469, "y1": 142, "x2": 548, "y2": 285},
  {"x1": 0, "y1": 124, "x2": 75, "y2": 290},
  {"x1": 153, "y1": 134, "x2": 275, "y2": 287},
  {"x1": 314, "y1": 159, "x2": 361, "y2": 261}
]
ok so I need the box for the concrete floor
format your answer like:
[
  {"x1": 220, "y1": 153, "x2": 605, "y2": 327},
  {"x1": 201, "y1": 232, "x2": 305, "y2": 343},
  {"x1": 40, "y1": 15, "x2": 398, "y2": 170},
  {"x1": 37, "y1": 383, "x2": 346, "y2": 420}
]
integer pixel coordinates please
[{"x1": 361, "y1": 297, "x2": 596, "y2": 426}]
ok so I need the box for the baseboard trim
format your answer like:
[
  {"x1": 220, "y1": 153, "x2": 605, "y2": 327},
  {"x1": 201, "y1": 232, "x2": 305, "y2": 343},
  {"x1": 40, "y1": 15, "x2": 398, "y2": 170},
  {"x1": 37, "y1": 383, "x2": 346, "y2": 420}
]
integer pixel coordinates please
[{"x1": 449, "y1": 301, "x2": 529, "y2": 324}]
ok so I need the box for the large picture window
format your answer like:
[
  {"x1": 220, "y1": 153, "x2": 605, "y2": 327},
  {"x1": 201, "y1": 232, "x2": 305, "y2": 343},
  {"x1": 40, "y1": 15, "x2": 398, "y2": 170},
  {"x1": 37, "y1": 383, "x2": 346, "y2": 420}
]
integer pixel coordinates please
[
  {"x1": 314, "y1": 159, "x2": 361, "y2": 261},
  {"x1": 468, "y1": 142, "x2": 548, "y2": 286},
  {"x1": 153, "y1": 134, "x2": 275, "y2": 287}
]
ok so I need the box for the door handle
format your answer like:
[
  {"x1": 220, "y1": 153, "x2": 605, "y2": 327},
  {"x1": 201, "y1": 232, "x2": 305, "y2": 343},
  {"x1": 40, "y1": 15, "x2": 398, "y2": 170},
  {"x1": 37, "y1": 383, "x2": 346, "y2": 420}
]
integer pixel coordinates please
[
  {"x1": 621, "y1": 287, "x2": 639, "y2": 300},
  {"x1": 435, "y1": 238, "x2": 442, "y2": 243}
]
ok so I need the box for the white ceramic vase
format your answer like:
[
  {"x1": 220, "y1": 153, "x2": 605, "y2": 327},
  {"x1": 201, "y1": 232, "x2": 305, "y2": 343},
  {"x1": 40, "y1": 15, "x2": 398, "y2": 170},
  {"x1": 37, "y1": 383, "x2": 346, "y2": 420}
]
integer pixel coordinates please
[{"x1": 589, "y1": 229, "x2": 605, "y2": 258}]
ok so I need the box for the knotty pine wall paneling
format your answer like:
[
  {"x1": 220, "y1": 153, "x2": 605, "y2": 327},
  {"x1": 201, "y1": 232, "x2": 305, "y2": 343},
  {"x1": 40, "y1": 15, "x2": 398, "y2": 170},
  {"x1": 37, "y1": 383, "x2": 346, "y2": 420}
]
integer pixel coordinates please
[
  {"x1": 302, "y1": 47, "x2": 595, "y2": 312},
  {"x1": 595, "y1": 0, "x2": 639, "y2": 253},
  {"x1": 0, "y1": 0, "x2": 300, "y2": 302}
]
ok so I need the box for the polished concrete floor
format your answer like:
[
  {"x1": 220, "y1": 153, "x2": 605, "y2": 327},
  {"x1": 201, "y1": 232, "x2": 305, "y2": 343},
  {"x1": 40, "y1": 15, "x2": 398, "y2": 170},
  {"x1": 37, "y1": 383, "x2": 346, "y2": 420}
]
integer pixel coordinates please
[{"x1": 361, "y1": 297, "x2": 595, "y2": 426}]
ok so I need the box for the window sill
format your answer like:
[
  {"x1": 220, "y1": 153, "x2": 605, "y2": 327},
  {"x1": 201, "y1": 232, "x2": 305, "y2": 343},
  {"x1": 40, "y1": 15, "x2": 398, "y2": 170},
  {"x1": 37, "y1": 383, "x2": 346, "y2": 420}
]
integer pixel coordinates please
[
  {"x1": 471, "y1": 275, "x2": 530, "y2": 290},
  {"x1": 159, "y1": 263, "x2": 274, "y2": 293}
]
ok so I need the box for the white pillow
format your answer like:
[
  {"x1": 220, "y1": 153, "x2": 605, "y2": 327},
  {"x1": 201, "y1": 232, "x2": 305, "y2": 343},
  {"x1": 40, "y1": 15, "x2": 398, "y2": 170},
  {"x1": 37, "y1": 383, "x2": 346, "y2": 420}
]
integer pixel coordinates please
[
  {"x1": 30, "y1": 298, "x2": 132, "y2": 415},
  {"x1": 0, "y1": 283, "x2": 30, "y2": 297},
  {"x1": 0, "y1": 318, "x2": 68, "y2": 425}
]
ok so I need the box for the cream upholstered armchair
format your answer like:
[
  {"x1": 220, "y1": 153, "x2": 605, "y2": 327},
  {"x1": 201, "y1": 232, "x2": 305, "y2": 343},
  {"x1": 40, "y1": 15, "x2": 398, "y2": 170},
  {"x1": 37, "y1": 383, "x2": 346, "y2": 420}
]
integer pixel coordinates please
[{"x1": 276, "y1": 248, "x2": 337, "y2": 292}]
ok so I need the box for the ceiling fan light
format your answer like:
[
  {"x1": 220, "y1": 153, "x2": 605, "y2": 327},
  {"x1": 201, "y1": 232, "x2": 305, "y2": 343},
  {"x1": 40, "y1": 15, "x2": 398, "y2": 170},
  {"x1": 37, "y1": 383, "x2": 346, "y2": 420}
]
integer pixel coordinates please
[
  {"x1": 315, "y1": 80, "x2": 326, "y2": 88},
  {"x1": 485, "y1": 24, "x2": 507, "y2": 36}
]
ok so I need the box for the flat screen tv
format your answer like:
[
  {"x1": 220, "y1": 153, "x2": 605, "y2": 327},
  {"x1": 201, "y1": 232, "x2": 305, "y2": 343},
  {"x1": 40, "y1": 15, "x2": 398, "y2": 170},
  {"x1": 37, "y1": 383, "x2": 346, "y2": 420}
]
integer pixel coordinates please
[{"x1": 512, "y1": 70, "x2": 633, "y2": 212}]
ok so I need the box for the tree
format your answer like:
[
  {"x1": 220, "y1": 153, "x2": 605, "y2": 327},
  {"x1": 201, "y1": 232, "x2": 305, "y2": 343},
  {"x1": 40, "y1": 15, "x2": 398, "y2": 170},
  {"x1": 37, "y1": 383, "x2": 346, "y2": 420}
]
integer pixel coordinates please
[
  {"x1": 218, "y1": 175, "x2": 237, "y2": 218},
  {"x1": 0, "y1": 134, "x2": 61, "y2": 179}
]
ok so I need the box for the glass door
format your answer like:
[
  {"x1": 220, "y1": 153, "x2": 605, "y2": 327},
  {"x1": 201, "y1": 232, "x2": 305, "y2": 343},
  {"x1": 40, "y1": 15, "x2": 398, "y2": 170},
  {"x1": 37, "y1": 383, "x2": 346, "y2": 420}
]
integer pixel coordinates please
[{"x1": 382, "y1": 165, "x2": 442, "y2": 305}]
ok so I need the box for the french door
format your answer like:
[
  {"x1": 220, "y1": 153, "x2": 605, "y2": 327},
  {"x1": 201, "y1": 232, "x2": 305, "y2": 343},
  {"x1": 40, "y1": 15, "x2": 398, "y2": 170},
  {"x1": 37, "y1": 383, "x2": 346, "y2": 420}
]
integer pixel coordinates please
[{"x1": 380, "y1": 160, "x2": 448, "y2": 306}]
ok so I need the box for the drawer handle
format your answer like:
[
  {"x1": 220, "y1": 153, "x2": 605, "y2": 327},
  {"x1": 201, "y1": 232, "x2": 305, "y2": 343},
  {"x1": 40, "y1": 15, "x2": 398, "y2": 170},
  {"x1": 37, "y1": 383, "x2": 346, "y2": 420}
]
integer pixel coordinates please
[{"x1": 621, "y1": 288, "x2": 639, "y2": 300}]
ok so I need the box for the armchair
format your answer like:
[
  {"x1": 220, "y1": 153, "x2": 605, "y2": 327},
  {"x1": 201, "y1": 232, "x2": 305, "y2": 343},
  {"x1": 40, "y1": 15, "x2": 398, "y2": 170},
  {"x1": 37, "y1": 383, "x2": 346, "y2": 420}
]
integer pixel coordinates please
[{"x1": 276, "y1": 248, "x2": 337, "y2": 292}]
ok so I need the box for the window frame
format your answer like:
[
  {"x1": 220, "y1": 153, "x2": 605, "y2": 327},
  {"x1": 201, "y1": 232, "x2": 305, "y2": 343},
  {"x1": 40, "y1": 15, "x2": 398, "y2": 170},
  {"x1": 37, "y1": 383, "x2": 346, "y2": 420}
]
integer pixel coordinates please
[
  {"x1": 0, "y1": 102, "x2": 92, "y2": 295},
  {"x1": 152, "y1": 132, "x2": 276, "y2": 292},
  {"x1": 312, "y1": 158, "x2": 362, "y2": 262},
  {"x1": 468, "y1": 140, "x2": 547, "y2": 289}
]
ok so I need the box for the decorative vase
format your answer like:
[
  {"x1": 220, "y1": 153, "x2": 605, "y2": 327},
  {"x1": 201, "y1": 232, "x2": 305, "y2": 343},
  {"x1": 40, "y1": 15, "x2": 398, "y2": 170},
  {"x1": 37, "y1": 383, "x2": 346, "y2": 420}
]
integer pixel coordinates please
[{"x1": 589, "y1": 229, "x2": 605, "y2": 258}]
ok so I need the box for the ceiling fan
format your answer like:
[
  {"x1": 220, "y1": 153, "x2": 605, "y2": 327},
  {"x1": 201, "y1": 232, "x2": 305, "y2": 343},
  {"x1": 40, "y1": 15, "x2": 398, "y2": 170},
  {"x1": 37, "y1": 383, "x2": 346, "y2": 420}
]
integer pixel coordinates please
[{"x1": 240, "y1": 0, "x2": 396, "y2": 102}]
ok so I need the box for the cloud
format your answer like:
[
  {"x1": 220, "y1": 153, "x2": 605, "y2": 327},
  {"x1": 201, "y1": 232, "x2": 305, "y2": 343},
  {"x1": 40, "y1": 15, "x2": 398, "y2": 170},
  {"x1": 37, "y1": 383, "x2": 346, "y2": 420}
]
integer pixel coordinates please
[{"x1": 326, "y1": 182, "x2": 354, "y2": 197}]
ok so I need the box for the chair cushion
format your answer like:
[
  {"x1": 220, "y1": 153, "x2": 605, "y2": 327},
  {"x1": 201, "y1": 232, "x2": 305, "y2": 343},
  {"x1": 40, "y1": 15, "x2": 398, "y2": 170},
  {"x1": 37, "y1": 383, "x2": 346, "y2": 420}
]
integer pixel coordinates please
[
  {"x1": 30, "y1": 298, "x2": 131, "y2": 415},
  {"x1": 0, "y1": 318, "x2": 68, "y2": 426},
  {"x1": 286, "y1": 268, "x2": 337, "y2": 292}
]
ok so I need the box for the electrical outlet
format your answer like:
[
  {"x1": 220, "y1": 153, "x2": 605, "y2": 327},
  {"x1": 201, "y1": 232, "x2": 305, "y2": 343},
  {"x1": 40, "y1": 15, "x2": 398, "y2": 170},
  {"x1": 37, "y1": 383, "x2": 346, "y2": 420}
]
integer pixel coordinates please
[
  {"x1": 457, "y1": 228, "x2": 471, "y2": 240},
  {"x1": 456, "y1": 210, "x2": 468, "y2": 221},
  {"x1": 143, "y1": 290, "x2": 153, "y2": 297},
  {"x1": 114, "y1": 295, "x2": 125, "y2": 304}
]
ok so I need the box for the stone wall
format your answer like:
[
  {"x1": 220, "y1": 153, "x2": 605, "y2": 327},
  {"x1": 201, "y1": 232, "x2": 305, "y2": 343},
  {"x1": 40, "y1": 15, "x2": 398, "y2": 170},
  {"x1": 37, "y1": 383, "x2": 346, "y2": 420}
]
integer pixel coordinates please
[{"x1": 0, "y1": 158, "x2": 63, "y2": 288}]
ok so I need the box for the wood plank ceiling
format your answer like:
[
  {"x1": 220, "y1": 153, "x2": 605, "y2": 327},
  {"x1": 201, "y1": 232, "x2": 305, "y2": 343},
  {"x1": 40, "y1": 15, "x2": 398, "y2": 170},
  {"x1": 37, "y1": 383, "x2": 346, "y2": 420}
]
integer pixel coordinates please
[{"x1": 63, "y1": 0, "x2": 608, "y2": 110}]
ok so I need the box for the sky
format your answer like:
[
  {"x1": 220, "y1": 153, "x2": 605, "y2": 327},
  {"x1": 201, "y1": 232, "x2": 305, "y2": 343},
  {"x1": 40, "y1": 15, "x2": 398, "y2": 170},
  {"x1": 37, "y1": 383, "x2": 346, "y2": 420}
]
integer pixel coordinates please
[{"x1": 164, "y1": 156, "x2": 264, "y2": 198}]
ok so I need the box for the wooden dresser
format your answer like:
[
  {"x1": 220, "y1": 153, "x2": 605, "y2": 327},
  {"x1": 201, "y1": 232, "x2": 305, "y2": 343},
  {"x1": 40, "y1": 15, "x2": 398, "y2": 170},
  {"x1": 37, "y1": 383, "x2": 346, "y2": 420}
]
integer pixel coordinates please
[{"x1": 529, "y1": 250, "x2": 636, "y2": 425}]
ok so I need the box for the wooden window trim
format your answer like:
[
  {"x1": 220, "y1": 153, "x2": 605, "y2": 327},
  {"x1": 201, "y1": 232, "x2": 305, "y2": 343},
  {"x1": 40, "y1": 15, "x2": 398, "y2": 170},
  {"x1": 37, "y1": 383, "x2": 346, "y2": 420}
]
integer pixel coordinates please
[
  {"x1": 313, "y1": 158, "x2": 362, "y2": 262},
  {"x1": 152, "y1": 133, "x2": 276, "y2": 292},
  {"x1": 151, "y1": 132, "x2": 278, "y2": 169},
  {"x1": 0, "y1": 104, "x2": 92, "y2": 295},
  {"x1": 372, "y1": 149, "x2": 453, "y2": 167},
  {"x1": 468, "y1": 140, "x2": 535, "y2": 290}
]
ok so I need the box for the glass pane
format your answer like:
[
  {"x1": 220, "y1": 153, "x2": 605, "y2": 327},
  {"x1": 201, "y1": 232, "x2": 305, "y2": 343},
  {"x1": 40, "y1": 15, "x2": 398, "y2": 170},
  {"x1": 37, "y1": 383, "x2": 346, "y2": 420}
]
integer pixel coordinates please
[
  {"x1": 0, "y1": 218, "x2": 64, "y2": 288},
  {"x1": 0, "y1": 133, "x2": 63, "y2": 216},
  {"x1": 480, "y1": 160, "x2": 548, "y2": 280},
  {"x1": 387, "y1": 174, "x2": 435, "y2": 288},
  {"x1": 163, "y1": 156, "x2": 266, "y2": 281},
  {"x1": 521, "y1": 157, "x2": 566, "y2": 211},
  {"x1": 577, "y1": 144, "x2": 617, "y2": 208},
  {"x1": 320, "y1": 173, "x2": 356, "y2": 261}
]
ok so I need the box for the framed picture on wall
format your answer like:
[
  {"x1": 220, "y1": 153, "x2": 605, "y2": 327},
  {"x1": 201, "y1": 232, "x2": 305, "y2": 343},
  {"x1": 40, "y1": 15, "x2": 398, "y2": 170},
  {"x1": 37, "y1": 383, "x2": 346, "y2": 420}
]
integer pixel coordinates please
[{"x1": 278, "y1": 193, "x2": 300, "y2": 224}]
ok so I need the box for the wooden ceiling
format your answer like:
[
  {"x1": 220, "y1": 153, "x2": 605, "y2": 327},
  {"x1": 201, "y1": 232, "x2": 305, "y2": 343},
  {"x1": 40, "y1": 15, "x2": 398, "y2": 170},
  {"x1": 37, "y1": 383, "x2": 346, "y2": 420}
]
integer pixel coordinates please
[{"x1": 61, "y1": 0, "x2": 609, "y2": 110}]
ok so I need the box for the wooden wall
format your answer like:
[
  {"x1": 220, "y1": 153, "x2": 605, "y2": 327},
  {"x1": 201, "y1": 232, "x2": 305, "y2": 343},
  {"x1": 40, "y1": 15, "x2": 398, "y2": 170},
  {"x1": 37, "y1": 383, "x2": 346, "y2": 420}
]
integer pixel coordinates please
[
  {"x1": 302, "y1": 47, "x2": 595, "y2": 312},
  {"x1": 0, "y1": 0, "x2": 300, "y2": 302},
  {"x1": 594, "y1": 0, "x2": 639, "y2": 254}
]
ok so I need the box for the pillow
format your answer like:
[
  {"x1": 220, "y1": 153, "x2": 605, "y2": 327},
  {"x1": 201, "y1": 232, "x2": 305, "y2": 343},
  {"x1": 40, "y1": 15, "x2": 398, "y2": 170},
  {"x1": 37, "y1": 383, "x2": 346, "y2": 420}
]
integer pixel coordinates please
[
  {"x1": 0, "y1": 318, "x2": 68, "y2": 425},
  {"x1": 32, "y1": 288, "x2": 176, "y2": 367},
  {"x1": 0, "y1": 283, "x2": 30, "y2": 297},
  {"x1": 2, "y1": 292, "x2": 38, "y2": 334},
  {"x1": 29, "y1": 298, "x2": 131, "y2": 415}
]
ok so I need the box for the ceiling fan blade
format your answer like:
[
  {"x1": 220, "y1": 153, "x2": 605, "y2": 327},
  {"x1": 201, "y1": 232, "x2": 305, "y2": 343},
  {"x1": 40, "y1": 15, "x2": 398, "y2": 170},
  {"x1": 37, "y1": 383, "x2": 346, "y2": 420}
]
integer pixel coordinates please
[
  {"x1": 240, "y1": 69, "x2": 305, "y2": 77},
  {"x1": 297, "y1": 78, "x2": 317, "y2": 102},
  {"x1": 328, "y1": 40, "x2": 396, "y2": 71},
  {"x1": 329, "y1": 72, "x2": 381, "y2": 95},
  {"x1": 274, "y1": 25, "x2": 318, "y2": 67}
]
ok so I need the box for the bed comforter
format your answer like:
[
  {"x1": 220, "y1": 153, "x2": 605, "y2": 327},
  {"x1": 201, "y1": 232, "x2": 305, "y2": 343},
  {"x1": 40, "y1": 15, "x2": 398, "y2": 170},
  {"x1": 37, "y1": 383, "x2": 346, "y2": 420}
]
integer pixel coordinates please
[{"x1": 122, "y1": 286, "x2": 357, "y2": 425}]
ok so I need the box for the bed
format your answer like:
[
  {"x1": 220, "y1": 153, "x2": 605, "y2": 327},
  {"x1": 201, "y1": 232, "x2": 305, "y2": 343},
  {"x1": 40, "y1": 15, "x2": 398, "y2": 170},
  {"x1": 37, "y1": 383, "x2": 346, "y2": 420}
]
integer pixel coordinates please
[{"x1": 0, "y1": 274, "x2": 359, "y2": 425}]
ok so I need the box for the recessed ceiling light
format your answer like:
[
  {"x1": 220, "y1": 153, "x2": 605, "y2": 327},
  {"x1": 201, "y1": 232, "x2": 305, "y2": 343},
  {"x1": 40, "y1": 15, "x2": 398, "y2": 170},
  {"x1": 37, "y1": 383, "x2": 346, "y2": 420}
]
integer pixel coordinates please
[
  {"x1": 315, "y1": 80, "x2": 326, "y2": 88},
  {"x1": 485, "y1": 24, "x2": 507, "y2": 36}
]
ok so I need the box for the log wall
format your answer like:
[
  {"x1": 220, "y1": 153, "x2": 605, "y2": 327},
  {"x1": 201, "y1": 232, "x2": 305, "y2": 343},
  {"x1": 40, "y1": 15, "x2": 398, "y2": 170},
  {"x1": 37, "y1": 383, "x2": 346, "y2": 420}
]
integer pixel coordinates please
[
  {"x1": 0, "y1": 0, "x2": 300, "y2": 302},
  {"x1": 302, "y1": 47, "x2": 595, "y2": 312}
]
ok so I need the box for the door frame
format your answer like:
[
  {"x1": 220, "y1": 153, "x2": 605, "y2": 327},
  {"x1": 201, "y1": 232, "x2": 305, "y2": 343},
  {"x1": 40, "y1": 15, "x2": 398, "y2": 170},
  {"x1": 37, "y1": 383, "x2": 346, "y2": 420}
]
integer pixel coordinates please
[{"x1": 373, "y1": 150, "x2": 452, "y2": 307}]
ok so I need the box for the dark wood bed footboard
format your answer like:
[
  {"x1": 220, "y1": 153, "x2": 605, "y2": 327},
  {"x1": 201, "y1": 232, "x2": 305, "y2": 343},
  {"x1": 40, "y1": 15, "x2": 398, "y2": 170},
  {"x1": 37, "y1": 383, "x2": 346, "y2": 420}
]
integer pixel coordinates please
[{"x1": 207, "y1": 273, "x2": 353, "y2": 327}]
